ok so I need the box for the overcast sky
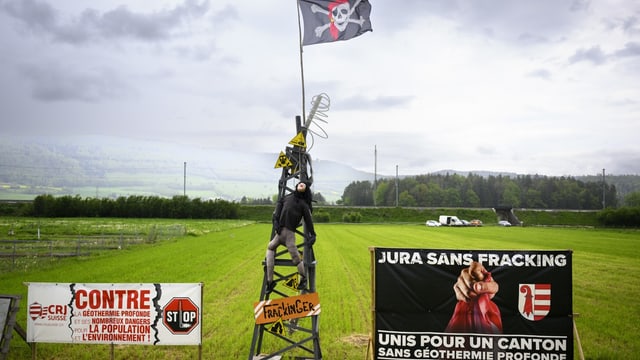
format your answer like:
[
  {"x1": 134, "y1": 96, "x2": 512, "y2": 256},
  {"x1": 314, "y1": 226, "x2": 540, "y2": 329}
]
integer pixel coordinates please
[{"x1": 1, "y1": 0, "x2": 639, "y2": 177}]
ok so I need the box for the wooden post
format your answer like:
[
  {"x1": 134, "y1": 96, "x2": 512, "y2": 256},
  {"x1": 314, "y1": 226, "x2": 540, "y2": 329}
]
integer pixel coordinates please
[
  {"x1": 369, "y1": 247, "x2": 376, "y2": 360},
  {"x1": 573, "y1": 313, "x2": 585, "y2": 360}
]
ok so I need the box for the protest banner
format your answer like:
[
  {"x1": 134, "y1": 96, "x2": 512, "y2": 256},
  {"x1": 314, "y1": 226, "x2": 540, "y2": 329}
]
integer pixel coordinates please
[
  {"x1": 372, "y1": 248, "x2": 573, "y2": 360},
  {"x1": 26, "y1": 283, "x2": 201, "y2": 346},
  {"x1": 253, "y1": 292, "x2": 320, "y2": 325}
]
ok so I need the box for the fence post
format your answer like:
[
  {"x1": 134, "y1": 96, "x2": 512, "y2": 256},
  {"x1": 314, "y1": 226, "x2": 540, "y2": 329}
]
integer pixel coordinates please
[{"x1": 12, "y1": 241, "x2": 17, "y2": 271}]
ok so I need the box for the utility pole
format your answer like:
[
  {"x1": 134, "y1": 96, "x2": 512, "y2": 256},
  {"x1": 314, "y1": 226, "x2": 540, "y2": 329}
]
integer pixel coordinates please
[
  {"x1": 184, "y1": 162, "x2": 187, "y2": 197},
  {"x1": 395, "y1": 165, "x2": 399, "y2": 207},
  {"x1": 374, "y1": 145, "x2": 377, "y2": 207},
  {"x1": 602, "y1": 168, "x2": 606, "y2": 209}
]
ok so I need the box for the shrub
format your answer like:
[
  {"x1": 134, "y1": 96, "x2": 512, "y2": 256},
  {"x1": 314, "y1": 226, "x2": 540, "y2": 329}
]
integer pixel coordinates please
[
  {"x1": 313, "y1": 210, "x2": 331, "y2": 223},
  {"x1": 342, "y1": 211, "x2": 362, "y2": 223},
  {"x1": 598, "y1": 207, "x2": 640, "y2": 227}
]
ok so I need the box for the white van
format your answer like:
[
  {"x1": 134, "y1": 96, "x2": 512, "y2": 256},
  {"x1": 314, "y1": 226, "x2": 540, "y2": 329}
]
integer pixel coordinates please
[{"x1": 439, "y1": 215, "x2": 464, "y2": 226}]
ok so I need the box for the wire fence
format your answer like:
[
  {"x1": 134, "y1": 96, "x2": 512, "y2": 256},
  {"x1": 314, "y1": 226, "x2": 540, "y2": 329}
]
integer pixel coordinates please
[{"x1": 0, "y1": 225, "x2": 185, "y2": 272}]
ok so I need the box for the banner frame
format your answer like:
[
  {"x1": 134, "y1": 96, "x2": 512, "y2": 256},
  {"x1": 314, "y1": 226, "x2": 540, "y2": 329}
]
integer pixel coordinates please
[
  {"x1": 370, "y1": 247, "x2": 574, "y2": 360},
  {"x1": 24, "y1": 282, "x2": 203, "y2": 359}
]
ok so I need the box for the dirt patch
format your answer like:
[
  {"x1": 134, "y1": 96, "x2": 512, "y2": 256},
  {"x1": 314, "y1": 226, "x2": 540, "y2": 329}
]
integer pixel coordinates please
[{"x1": 341, "y1": 333, "x2": 370, "y2": 347}]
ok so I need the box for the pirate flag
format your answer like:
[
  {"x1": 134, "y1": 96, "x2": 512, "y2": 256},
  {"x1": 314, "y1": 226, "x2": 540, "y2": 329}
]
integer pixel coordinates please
[{"x1": 299, "y1": 0, "x2": 372, "y2": 46}]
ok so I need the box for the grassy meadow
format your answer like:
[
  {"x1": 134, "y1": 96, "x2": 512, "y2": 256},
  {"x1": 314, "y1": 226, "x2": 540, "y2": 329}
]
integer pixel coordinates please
[{"x1": 1, "y1": 219, "x2": 639, "y2": 359}]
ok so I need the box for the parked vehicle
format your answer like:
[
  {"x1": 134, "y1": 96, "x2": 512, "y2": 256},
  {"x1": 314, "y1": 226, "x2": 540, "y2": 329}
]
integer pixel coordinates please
[
  {"x1": 498, "y1": 220, "x2": 512, "y2": 227},
  {"x1": 426, "y1": 220, "x2": 441, "y2": 227},
  {"x1": 470, "y1": 219, "x2": 483, "y2": 226},
  {"x1": 439, "y1": 215, "x2": 464, "y2": 226}
]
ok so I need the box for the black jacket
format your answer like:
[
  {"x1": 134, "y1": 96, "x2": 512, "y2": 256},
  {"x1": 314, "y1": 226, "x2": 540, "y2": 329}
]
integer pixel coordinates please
[{"x1": 273, "y1": 191, "x2": 315, "y2": 235}]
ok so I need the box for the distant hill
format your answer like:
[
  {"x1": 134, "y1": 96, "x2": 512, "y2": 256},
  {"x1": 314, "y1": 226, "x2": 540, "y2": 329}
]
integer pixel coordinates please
[
  {"x1": 0, "y1": 135, "x2": 372, "y2": 203},
  {"x1": 430, "y1": 169, "x2": 519, "y2": 178},
  {"x1": 1, "y1": 136, "x2": 638, "y2": 203}
]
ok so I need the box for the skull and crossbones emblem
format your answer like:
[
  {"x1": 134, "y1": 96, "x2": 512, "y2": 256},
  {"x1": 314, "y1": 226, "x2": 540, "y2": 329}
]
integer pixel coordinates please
[{"x1": 311, "y1": 0, "x2": 366, "y2": 39}]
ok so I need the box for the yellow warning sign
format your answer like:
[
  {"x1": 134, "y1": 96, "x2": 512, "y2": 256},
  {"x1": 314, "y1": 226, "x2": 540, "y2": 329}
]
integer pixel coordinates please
[
  {"x1": 283, "y1": 275, "x2": 297, "y2": 291},
  {"x1": 254, "y1": 292, "x2": 321, "y2": 324},
  {"x1": 274, "y1": 151, "x2": 293, "y2": 168},
  {"x1": 267, "y1": 318, "x2": 285, "y2": 335},
  {"x1": 288, "y1": 132, "x2": 306, "y2": 148},
  {"x1": 283, "y1": 277, "x2": 296, "y2": 290},
  {"x1": 283, "y1": 273, "x2": 305, "y2": 291}
]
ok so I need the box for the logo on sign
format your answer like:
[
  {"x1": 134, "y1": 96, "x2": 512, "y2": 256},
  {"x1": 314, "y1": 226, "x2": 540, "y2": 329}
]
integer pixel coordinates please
[
  {"x1": 162, "y1": 297, "x2": 199, "y2": 334},
  {"x1": 28, "y1": 302, "x2": 68, "y2": 321},
  {"x1": 518, "y1": 283, "x2": 551, "y2": 321}
]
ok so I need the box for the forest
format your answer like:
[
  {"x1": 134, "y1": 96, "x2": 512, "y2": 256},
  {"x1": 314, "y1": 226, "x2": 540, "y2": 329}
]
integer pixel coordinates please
[{"x1": 340, "y1": 173, "x2": 619, "y2": 209}]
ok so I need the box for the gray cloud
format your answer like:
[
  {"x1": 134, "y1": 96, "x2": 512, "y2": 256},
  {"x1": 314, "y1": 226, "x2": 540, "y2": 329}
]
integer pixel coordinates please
[
  {"x1": 1, "y1": 0, "x2": 210, "y2": 44},
  {"x1": 602, "y1": 13, "x2": 640, "y2": 36},
  {"x1": 527, "y1": 68, "x2": 552, "y2": 80},
  {"x1": 591, "y1": 150, "x2": 640, "y2": 175},
  {"x1": 517, "y1": 32, "x2": 550, "y2": 45},
  {"x1": 568, "y1": 42, "x2": 640, "y2": 66},
  {"x1": 374, "y1": 0, "x2": 587, "y2": 43},
  {"x1": 476, "y1": 145, "x2": 496, "y2": 155},
  {"x1": 19, "y1": 62, "x2": 129, "y2": 102},
  {"x1": 336, "y1": 95, "x2": 414, "y2": 111},
  {"x1": 1, "y1": 0, "x2": 57, "y2": 33},
  {"x1": 621, "y1": 15, "x2": 640, "y2": 34},
  {"x1": 612, "y1": 42, "x2": 640, "y2": 58},
  {"x1": 568, "y1": 46, "x2": 607, "y2": 65},
  {"x1": 210, "y1": 4, "x2": 238, "y2": 26},
  {"x1": 614, "y1": 154, "x2": 640, "y2": 175},
  {"x1": 456, "y1": 0, "x2": 587, "y2": 44},
  {"x1": 1, "y1": 0, "x2": 638, "y2": 177},
  {"x1": 569, "y1": 0, "x2": 590, "y2": 12}
]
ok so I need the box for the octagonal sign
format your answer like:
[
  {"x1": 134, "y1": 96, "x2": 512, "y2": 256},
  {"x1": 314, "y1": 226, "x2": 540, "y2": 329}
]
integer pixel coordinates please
[{"x1": 162, "y1": 297, "x2": 199, "y2": 334}]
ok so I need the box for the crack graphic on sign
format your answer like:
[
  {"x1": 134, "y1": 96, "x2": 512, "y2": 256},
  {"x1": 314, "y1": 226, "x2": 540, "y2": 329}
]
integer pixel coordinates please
[
  {"x1": 151, "y1": 283, "x2": 162, "y2": 344},
  {"x1": 68, "y1": 283, "x2": 76, "y2": 340}
]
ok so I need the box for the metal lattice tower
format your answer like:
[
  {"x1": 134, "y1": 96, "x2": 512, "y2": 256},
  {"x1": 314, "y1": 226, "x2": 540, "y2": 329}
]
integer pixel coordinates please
[{"x1": 248, "y1": 115, "x2": 322, "y2": 360}]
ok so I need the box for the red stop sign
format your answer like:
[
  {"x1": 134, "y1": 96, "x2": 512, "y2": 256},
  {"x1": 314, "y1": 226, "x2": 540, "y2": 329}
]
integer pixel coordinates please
[{"x1": 162, "y1": 297, "x2": 199, "y2": 334}]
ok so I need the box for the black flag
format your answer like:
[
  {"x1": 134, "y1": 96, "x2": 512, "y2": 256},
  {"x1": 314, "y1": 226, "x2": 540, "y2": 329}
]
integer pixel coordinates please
[{"x1": 299, "y1": 0, "x2": 372, "y2": 46}]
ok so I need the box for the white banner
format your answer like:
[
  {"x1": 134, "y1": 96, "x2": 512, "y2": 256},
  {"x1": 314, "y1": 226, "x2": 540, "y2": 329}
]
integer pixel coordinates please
[{"x1": 26, "y1": 283, "x2": 202, "y2": 345}]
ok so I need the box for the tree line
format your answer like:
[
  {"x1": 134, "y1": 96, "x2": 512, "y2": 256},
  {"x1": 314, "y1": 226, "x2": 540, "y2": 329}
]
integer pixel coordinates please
[
  {"x1": 341, "y1": 173, "x2": 618, "y2": 209},
  {"x1": 1, "y1": 191, "x2": 638, "y2": 227},
  {"x1": 22, "y1": 194, "x2": 240, "y2": 219},
  {"x1": 238, "y1": 192, "x2": 329, "y2": 206}
]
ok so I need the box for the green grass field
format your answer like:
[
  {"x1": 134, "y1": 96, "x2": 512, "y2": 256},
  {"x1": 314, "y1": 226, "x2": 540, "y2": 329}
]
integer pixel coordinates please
[{"x1": 1, "y1": 220, "x2": 639, "y2": 359}]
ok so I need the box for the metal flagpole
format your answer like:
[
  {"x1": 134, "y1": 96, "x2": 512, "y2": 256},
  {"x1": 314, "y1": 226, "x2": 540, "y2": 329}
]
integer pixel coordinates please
[{"x1": 296, "y1": 0, "x2": 307, "y2": 123}]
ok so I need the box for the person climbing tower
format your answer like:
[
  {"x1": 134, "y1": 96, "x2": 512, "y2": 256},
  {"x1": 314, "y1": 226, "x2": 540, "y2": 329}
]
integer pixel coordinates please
[{"x1": 265, "y1": 181, "x2": 316, "y2": 294}]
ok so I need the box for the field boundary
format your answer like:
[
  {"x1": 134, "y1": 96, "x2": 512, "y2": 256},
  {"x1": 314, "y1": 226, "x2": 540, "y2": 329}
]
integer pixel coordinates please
[{"x1": 0, "y1": 225, "x2": 186, "y2": 272}]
